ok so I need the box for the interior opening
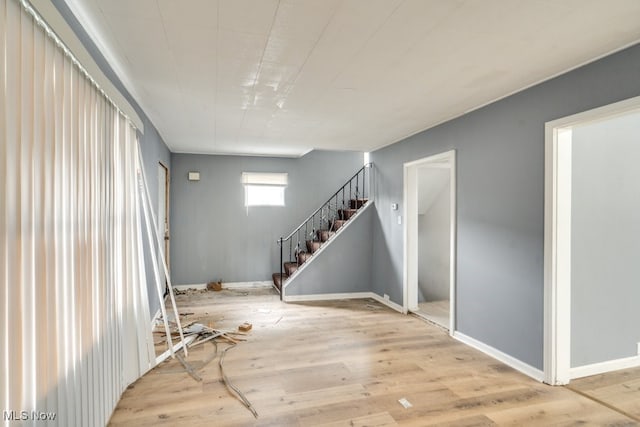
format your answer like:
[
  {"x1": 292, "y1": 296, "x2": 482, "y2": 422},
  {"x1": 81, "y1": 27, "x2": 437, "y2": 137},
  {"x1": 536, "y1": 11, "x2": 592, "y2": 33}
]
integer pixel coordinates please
[
  {"x1": 414, "y1": 165, "x2": 451, "y2": 328},
  {"x1": 405, "y1": 151, "x2": 455, "y2": 332}
]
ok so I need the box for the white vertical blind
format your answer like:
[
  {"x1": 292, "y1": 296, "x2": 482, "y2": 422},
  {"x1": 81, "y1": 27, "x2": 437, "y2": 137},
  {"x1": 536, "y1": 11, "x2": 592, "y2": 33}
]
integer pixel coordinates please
[{"x1": 0, "y1": 0, "x2": 155, "y2": 425}]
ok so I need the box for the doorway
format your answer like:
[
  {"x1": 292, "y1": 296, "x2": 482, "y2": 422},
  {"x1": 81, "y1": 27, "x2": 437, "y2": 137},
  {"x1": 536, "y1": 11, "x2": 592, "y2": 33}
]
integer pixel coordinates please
[
  {"x1": 158, "y1": 162, "x2": 170, "y2": 289},
  {"x1": 544, "y1": 96, "x2": 640, "y2": 385},
  {"x1": 403, "y1": 150, "x2": 456, "y2": 332}
]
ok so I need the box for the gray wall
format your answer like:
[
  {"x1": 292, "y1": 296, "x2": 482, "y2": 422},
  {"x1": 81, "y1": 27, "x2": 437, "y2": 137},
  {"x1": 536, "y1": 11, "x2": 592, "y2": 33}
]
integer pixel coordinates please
[
  {"x1": 170, "y1": 150, "x2": 363, "y2": 284},
  {"x1": 571, "y1": 111, "x2": 640, "y2": 367},
  {"x1": 418, "y1": 181, "x2": 450, "y2": 303},
  {"x1": 54, "y1": 0, "x2": 172, "y2": 317},
  {"x1": 370, "y1": 43, "x2": 640, "y2": 370},
  {"x1": 285, "y1": 203, "x2": 374, "y2": 296}
]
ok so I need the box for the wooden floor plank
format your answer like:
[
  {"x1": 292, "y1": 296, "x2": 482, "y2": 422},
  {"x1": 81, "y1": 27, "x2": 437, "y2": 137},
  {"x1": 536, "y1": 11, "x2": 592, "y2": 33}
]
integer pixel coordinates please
[{"x1": 109, "y1": 289, "x2": 639, "y2": 426}]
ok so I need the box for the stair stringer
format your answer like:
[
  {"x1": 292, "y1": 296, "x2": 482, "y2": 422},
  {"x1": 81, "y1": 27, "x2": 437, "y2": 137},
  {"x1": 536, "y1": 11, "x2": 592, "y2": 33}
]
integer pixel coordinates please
[{"x1": 283, "y1": 201, "x2": 374, "y2": 298}]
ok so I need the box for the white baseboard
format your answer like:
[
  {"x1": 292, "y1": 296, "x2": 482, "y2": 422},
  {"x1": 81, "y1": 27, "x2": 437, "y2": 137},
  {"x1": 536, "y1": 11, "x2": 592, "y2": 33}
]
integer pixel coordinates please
[
  {"x1": 224, "y1": 281, "x2": 272, "y2": 289},
  {"x1": 283, "y1": 291, "x2": 404, "y2": 314},
  {"x1": 453, "y1": 332, "x2": 544, "y2": 382},
  {"x1": 174, "y1": 281, "x2": 272, "y2": 291},
  {"x1": 368, "y1": 292, "x2": 404, "y2": 313},
  {"x1": 283, "y1": 292, "x2": 373, "y2": 302},
  {"x1": 570, "y1": 355, "x2": 640, "y2": 379}
]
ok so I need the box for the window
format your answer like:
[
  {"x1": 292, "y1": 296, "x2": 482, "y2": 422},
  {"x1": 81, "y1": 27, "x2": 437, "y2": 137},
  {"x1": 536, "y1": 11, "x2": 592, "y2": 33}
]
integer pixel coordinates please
[{"x1": 242, "y1": 172, "x2": 287, "y2": 207}]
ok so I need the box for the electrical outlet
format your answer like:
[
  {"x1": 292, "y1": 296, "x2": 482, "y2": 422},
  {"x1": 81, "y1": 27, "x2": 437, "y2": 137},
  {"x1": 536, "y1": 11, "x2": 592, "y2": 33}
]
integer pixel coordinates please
[
  {"x1": 384, "y1": 294, "x2": 390, "y2": 301},
  {"x1": 397, "y1": 215, "x2": 402, "y2": 225}
]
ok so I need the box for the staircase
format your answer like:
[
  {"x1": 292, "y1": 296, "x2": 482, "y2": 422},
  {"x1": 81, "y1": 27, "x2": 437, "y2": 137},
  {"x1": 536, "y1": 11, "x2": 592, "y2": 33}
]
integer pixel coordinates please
[{"x1": 273, "y1": 163, "x2": 372, "y2": 298}]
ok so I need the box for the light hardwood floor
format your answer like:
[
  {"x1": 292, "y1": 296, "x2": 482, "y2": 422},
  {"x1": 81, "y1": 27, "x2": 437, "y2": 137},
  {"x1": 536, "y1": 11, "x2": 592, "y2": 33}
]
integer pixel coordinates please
[
  {"x1": 570, "y1": 366, "x2": 640, "y2": 422},
  {"x1": 110, "y1": 288, "x2": 638, "y2": 426},
  {"x1": 414, "y1": 300, "x2": 450, "y2": 330}
]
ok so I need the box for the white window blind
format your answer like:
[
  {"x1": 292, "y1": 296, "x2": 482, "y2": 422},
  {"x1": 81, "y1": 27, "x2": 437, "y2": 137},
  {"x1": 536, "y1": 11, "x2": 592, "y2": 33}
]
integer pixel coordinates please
[
  {"x1": 241, "y1": 172, "x2": 288, "y2": 186},
  {"x1": 242, "y1": 173, "x2": 287, "y2": 207},
  {"x1": 0, "y1": 0, "x2": 155, "y2": 425}
]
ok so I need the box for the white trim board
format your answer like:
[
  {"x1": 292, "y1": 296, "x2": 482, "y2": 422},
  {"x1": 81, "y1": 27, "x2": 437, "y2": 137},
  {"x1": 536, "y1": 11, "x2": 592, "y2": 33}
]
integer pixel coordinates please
[
  {"x1": 454, "y1": 332, "x2": 545, "y2": 383},
  {"x1": 283, "y1": 292, "x2": 372, "y2": 302},
  {"x1": 155, "y1": 335, "x2": 197, "y2": 365},
  {"x1": 543, "y1": 95, "x2": 640, "y2": 385},
  {"x1": 150, "y1": 308, "x2": 162, "y2": 329},
  {"x1": 368, "y1": 293, "x2": 404, "y2": 313},
  {"x1": 403, "y1": 150, "x2": 457, "y2": 335},
  {"x1": 570, "y1": 355, "x2": 640, "y2": 380},
  {"x1": 174, "y1": 281, "x2": 272, "y2": 290},
  {"x1": 283, "y1": 291, "x2": 404, "y2": 313}
]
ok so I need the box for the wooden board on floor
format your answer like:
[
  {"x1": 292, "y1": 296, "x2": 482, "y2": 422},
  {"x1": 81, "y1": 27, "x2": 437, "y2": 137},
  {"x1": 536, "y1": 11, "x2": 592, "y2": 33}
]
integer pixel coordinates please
[{"x1": 108, "y1": 289, "x2": 639, "y2": 426}]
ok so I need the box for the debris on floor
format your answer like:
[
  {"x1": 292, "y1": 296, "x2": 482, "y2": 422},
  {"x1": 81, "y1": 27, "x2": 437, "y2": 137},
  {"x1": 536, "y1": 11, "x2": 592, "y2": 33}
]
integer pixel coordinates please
[
  {"x1": 220, "y1": 343, "x2": 259, "y2": 418},
  {"x1": 155, "y1": 318, "x2": 258, "y2": 418},
  {"x1": 398, "y1": 397, "x2": 413, "y2": 409},
  {"x1": 238, "y1": 322, "x2": 252, "y2": 332},
  {"x1": 174, "y1": 287, "x2": 208, "y2": 295},
  {"x1": 176, "y1": 353, "x2": 202, "y2": 382},
  {"x1": 184, "y1": 323, "x2": 207, "y2": 334},
  {"x1": 207, "y1": 280, "x2": 223, "y2": 291}
]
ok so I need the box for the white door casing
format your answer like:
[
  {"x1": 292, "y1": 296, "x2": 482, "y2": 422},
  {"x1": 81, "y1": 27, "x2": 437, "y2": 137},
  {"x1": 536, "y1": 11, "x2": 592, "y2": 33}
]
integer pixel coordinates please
[
  {"x1": 543, "y1": 95, "x2": 640, "y2": 385},
  {"x1": 403, "y1": 150, "x2": 457, "y2": 334}
]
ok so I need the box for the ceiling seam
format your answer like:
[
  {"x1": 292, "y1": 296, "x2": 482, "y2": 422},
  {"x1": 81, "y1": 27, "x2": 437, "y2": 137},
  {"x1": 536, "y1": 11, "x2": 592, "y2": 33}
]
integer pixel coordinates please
[
  {"x1": 368, "y1": 37, "x2": 640, "y2": 154},
  {"x1": 214, "y1": 0, "x2": 219, "y2": 150},
  {"x1": 328, "y1": 0, "x2": 405, "y2": 88},
  {"x1": 156, "y1": 0, "x2": 187, "y2": 143},
  {"x1": 236, "y1": 0, "x2": 282, "y2": 145},
  {"x1": 263, "y1": 0, "x2": 344, "y2": 131}
]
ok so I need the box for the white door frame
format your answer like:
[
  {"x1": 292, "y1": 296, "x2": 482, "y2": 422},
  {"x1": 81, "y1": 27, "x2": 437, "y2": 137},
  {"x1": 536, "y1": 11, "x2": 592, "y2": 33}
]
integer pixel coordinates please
[
  {"x1": 403, "y1": 150, "x2": 456, "y2": 334},
  {"x1": 158, "y1": 162, "x2": 170, "y2": 276},
  {"x1": 543, "y1": 95, "x2": 640, "y2": 385}
]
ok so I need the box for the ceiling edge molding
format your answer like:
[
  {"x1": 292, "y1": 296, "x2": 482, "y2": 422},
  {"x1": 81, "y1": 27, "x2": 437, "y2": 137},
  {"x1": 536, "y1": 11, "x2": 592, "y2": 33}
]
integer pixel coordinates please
[
  {"x1": 29, "y1": 0, "x2": 144, "y2": 132},
  {"x1": 370, "y1": 39, "x2": 640, "y2": 154}
]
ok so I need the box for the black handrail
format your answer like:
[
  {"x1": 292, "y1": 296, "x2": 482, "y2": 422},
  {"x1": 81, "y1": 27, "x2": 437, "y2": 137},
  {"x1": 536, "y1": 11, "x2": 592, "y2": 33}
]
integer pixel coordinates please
[
  {"x1": 283, "y1": 163, "x2": 371, "y2": 241},
  {"x1": 277, "y1": 163, "x2": 372, "y2": 299}
]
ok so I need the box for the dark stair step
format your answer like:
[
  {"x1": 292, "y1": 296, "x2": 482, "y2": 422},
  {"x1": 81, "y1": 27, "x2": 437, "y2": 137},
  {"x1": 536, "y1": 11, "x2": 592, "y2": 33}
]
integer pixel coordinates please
[
  {"x1": 349, "y1": 198, "x2": 368, "y2": 209},
  {"x1": 272, "y1": 273, "x2": 287, "y2": 290},
  {"x1": 338, "y1": 209, "x2": 358, "y2": 220},
  {"x1": 284, "y1": 262, "x2": 299, "y2": 276},
  {"x1": 331, "y1": 219, "x2": 348, "y2": 231},
  {"x1": 297, "y1": 251, "x2": 312, "y2": 264},
  {"x1": 317, "y1": 230, "x2": 336, "y2": 242},
  {"x1": 306, "y1": 240, "x2": 322, "y2": 253}
]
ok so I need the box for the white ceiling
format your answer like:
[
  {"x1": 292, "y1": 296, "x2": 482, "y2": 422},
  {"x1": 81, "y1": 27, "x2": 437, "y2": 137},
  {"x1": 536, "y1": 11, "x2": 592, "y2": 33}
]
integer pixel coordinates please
[{"x1": 65, "y1": 0, "x2": 640, "y2": 157}]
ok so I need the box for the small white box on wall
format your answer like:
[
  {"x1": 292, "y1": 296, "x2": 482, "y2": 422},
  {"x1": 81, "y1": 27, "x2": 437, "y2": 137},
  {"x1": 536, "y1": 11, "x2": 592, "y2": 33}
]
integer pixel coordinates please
[{"x1": 188, "y1": 171, "x2": 200, "y2": 181}]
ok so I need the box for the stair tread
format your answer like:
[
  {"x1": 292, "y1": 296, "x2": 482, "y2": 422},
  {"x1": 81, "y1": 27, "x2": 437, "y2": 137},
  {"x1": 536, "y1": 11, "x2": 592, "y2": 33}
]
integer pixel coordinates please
[
  {"x1": 306, "y1": 240, "x2": 322, "y2": 253},
  {"x1": 349, "y1": 198, "x2": 368, "y2": 209},
  {"x1": 297, "y1": 251, "x2": 312, "y2": 265},
  {"x1": 283, "y1": 262, "x2": 299, "y2": 276},
  {"x1": 331, "y1": 219, "x2": 348, "y2": 230},
  {"x1": 317, "y1": 230, "x2": 336, "y2": 242},
  {"x1": 271, "y1": 272, "x2": 288, "y2": 290},
  {"x1": 338, "y1": 208, "x2": 358, "y2": 220}
]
